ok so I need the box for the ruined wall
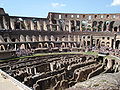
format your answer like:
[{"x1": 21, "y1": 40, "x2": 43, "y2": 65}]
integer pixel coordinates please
[
  {"x1": 48, "y1": 12, "x2": 120, "y2": 32},
  {"x1": 0, "y1": 8, "x2": 119, "y2": 52}
]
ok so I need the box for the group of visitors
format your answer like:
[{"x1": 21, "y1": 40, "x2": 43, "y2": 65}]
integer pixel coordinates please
[
  {"x1": 91, "y1": 46, "x2": 120, "y2": 58},
  {"x1": 16, "y1": 49, "x2": 34, "y2": 57}
]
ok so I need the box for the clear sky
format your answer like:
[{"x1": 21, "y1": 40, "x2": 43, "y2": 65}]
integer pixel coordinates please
[{"x1": 0, "y1": 0, "x2": 120, "y2": 18}]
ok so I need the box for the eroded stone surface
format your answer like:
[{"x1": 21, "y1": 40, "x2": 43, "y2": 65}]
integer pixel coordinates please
[{"x1": 68, "y1": 72, "x2": 120, "y2": 90}]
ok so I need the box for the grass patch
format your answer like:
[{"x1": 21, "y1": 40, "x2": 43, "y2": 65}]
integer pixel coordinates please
[
  {"x1": 81, "y1": 51, "x2": 98, "y2": 56},
  {"x1": 0, "y1": 51, "x2": 98, "y2": 62},
  {"x1": 105, "y1": 55, "x2": 120, "y2": 61}
]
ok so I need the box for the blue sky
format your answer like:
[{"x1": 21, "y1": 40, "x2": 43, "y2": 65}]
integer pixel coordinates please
[{"x1": 0, "y1": 0, "x2": 120, "y2": 18}]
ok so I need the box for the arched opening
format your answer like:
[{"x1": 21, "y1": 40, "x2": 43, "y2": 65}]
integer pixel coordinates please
[
  {"x1": 115, "y1": 40, "x2": 120, "y2": 49},
  {"x1": 7, "y1": 44, "x2": 12, "y2": 50},
  {"x1": 73, "y1": 35, "x2": 76, "y2": 42},
  {"x1": 20, "y1": 44, "x2": 25, "y2": 49},
  {"x1": 87, "y1": 41, "x2": 90, "y2": 46},
  {"x1": 56, "y1": 37, "x2": 60, "y2": 41},
  {"x1": 58, "y1": 19, "x2": 64, "y2": 31},
  {"x1": 101, "y1": 41, "x2": 105, "y2": 46},
  {"x1": 72, "y1": 43, "x2": 77, "y2": 47},
  {"x1": 15, "y1": 21, "x2": 20, "y2": 29},
  {"x1": 103, "y1": 22, "x2": 107, "y2": 31},
  {"x1": 109, "y1": 21, "x2": 115, "y2": 32},
  {"x1": 33, "y1": 19, "x2": 37, "y2": 30},
  {"x1": 50, "y1": 35, "x2": 55, "y2": 41},
  {"x1": 44, "y1": 35, "x2": 49, "y2": 41},
  {"x1": 92, "y1": 21, "x2": 97, "y2": 31},
  {"x1": 76, "y1": 21, "x2": 80, "y2": 31},
  {"x1": 61, "y1": 43, "x2": 66, "y2": 48},
  {"x1": 44, "y1": 43, "x2": 49, "y2": 48},
  {"x1": 68, "y1": 35, "x2": 71, "y2": 41},
  {"x1": 21, "y1": 21, "x2": 26, "y2": 30},
  {"x1": 98, "y1": 21, "x2": 103, "y2": 31},
  {"x1": 65, "y1": 25, "x2": 69, "y2": 31},
  {"x1": 0, "y1": 45, "x2": 5, "y2": 51},
  {"x1": 114, "y1": 27, "x2": 117, "y2": 32},
  {"x1": 11, "y1": 38, "x2": 16, "y2": 42},
  {"x1": 38, "y1": 43, "x2": 43, "y2": 48},
  {"x1": 39, "y1": 35, "x2": 43, "y2": 41},
  {"x1": 81, "y1": 20, "x2": 87, "y2": 31},
  {"x1": 68, "y1": 43, "x2": 71, "y2": 48},
  {"x1": 71, "y1": 20, "x2": 75, "y2": 31},
  {"x1": 4, "y1": 38, "x2": 7, "y2": 42},
  {"x1": 20, "y1": 35, "x2": 25, "y2": 42},
  {"x1": 26, "y1": 43, "x2": 31, "y2": 49},
  {"x1": 62, "y1": 36, "x2": 65, "y2": 41},
  {"x1": 32, "y1": 35, "x2": 37, "y2": 42},
  {"x1": 83, "y1": 40, "x2": 86, "y2": 47},
  {"x1": 26, "y1": 35, "x2": 31, "y2": 42},
  {"x1": 50, "y1": 43, "x2": 55, "y2": 48},
  {"x1": 97, "y1": 39, "x2": 100, "y2": 45},
  {"x1": 106, "y1": 42, "x2": 110, "y2": 47}
]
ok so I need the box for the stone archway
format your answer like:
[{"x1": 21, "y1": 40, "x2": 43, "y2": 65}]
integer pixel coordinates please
[
  {"x1": 32, "y1": 35, "x2": 37, "y2": 42},
  {"x1": 50, "y1": 35, "x2": 55, "y2": 41},
  {"x1": 92, "y1": 21, "x2": 97, "y2": 31},
  {"x1": 61, "y1": 43, "x2": 66, "y2": 48},
  {"x1": 38, "y1": 43, "x2": 43, "y2": 48},
  {"x1": 101, "y1": 41, "x2": 105, "y2": 46},
  {"x1": 81, "y1": 20, "x2": 87, "y2": 31},
  {"x1": 44, "y1": 35, "x2": 49, "y2": 41},
  {"x1": 50, "y1": 43, "x2": 55, "y2": 48},
  {"x1": 83, "y1": 40, "x2": 86, "y2": 47},
  {"x1": 114, "y1": 27, "x2": 118, "y2": 32},
  {"x1": 15, "y1": 21, "x2": 20, "y2": 29},
  {"x1": 98, "y1": 21, "x2": 103, "y2": 31},
  {"x1": 68, "y1": 43, "x2": 71, "y2": 48},
  {"x1": 44, "y1": 43, "x2": 49, "y2": 48},
  {"x1": 20, "y1": 44, "x2": 25, "y2": 49},
  {"x1": 56, "y1": 37, "x2": 60, "y2": 41},
  {"x1": 11, "y1": 38, "x2": 16, "y2": 42},
  {"x1": 38, "y1": 35, "x2": 43, "y2": 41},
  {"x1": 115, "y1": 40, "x2": 120, "y2": 49},
  {"x1": 71, "y1": 20, "x2": 75, "y2": 31},
  {"x1": 109, "y1": 21, "x2": 115, "y2": 32},
  {"x1": 20, "y1": 35, "x2": 25, "y2": 42},
  {"x1": 87, "y1": 41, "x2": 90, "y2": 46},
  {"x1": 6, "y1": 44, "x2": 14, "y2": 50},
  {"x1": 26, "y1": 43, "x2": 31, "y2": 49},
  {"x1": 26, "y1": 35, "x2": 31, "y2": 42},
  {"x1": 0, "y1": 45, "x2": 5, "y2": 51},
  {"x1": 72, "y1": 43, "x2": 77, "y2": 48}
]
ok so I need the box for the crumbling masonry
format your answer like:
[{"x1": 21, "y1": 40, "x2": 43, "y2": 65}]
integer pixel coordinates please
[{"x1": 0, "y1": 8, "x2": 119, "y2": 55}]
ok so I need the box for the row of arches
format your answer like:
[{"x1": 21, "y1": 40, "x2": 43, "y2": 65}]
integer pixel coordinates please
[
  {"x1": 38, "y1": 42, "x2": 78, "y2": 48},
  {"x1": 0, "y1": 35, "x2": 81, "y2": 43},
  {"x1": 0, "y1": 40, "x2": 119, "y2": 51},
  {"x1": 81, "y1": 20, "x2": 120, "y2": 32},
  {"x1": 0, "y1": 42, "x2": 79, "y2": 51},
  {"x1": 20, "y1": 35, "x2": 80, "y2": 42}
]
